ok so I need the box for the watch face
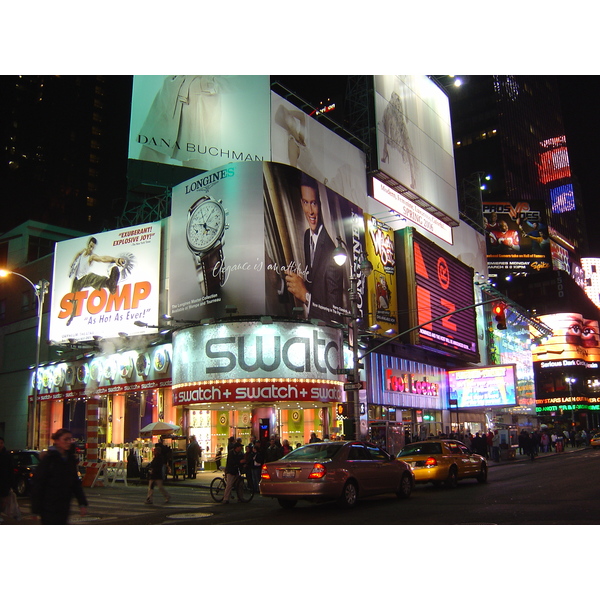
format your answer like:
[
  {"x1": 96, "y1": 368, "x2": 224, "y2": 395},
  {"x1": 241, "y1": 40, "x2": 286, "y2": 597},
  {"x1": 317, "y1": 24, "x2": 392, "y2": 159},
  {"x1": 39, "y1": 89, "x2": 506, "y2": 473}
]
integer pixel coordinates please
[{"x1": 187, "y1": 198, "x2": 226, "y2": 252}]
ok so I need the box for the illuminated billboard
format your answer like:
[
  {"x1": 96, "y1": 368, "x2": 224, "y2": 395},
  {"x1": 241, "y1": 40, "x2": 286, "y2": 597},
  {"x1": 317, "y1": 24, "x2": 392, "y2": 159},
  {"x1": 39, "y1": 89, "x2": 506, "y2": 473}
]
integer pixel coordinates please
[
  {"x1": 373, "y1": 75, "x2": 459, "y2": 225},
  {"x1": 128, "y1": 76, "x2": 270, "y2": 171},
  {"x1": 169, "y1": 161, "x2": 365, "y2": 324},
  {"x1": 397, "y1": 228, "x2": 479, "y2": 361},
  {"x1": 530, "y1": 313, "x2": 600, "y2": 366},
  {"x1": 537, "y1": 135, "x2": 571, "y2": 185},
  {"x1": 49, "y1": 223, "x2": 162, "y2": 344},
  {"x1": 483, "y1": 200, "x2": 551, "y2": 275},
  {"x1": 550, "y1": 183, "x2": 575, "y2": 213},
  {"x1": 172, "y1": 321, "x2": 344, "y2": 406},
  {"x1": 364, "y1": 215, "x2": 398, "y2": 336},
  {"x1": 448, "y1": 365, "x2": 518, "y2": 408},
  {"x1": 271, "y1": 92, "x2": 367, "y2": 207}
]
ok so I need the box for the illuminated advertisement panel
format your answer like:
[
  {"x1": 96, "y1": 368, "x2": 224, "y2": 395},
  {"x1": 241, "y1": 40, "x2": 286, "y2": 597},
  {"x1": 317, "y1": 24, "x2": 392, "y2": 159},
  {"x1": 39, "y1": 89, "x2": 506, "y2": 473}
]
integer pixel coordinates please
[
  {"x1": 271, "y1": 92, "x2": 367, "y2": 207},
  {"x1": 399, "y1": 228, "x2": 478, "y2": 361},
  {"x1": 128, "y1": 76, "x2": 270, "y2": 171},
  {"x1": 171, "y1": 321, "x2": 344, "y2": 405},
  {"x1": 483, "y1": 200, "x2": 551, "y2": 276},
  {"x1": 550, "y1": 183, "x2": 575, "y2": 213},
  {"x1": 537, "y1": 136, "x2": 571, "y2": 185},
  {"x1": 371, "y1": 177, "x2": 453, "y2": 244},
  {"x1": 373, "y1": 75, "x2": 459, "y2": 224},
  {"x1": 169, "y1": 161, "x2": 365, "y2": 324},
  {"x1": 530, "y1": 313, "x2": 600, "y2": 367},
  {"x1": 448, "y1": 365, "x2": 518, "y2": 408},
  {"x1": 49, "y1": 223, "x2": 161, "y2": 344},
  {"x1": 364, "y1": 215, "x2": 398, "y2": 336}
]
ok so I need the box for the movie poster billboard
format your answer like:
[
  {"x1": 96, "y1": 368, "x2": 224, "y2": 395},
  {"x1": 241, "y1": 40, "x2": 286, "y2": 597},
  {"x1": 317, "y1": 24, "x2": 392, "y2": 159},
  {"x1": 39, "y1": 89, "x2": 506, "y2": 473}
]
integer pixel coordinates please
[
  {"x1": 128, "y1": 76, "x2": 270, "y2": 171},
  {"x1": 373, "y1": 75, "x2": 459, "y2": 224},
  {"x1": 483, "y1": 200, "x2": 551, "y2": 276},
  {"x1": 169, "y1": 161, "x2": 365, "y2": 324},
  {"x1": 364, "y1": 215, "x2": 398, "y2": 336},
  {"x1": 49, "y1": 223, "x2": 162, "y2": 344}
]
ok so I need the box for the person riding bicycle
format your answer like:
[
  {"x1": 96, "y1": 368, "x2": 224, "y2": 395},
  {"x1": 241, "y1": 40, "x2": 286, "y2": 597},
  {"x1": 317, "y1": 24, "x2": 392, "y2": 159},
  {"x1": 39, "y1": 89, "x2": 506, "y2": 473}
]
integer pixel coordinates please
[{"x1": 223, "y1": 442, "x2": 246, "y2": 504}]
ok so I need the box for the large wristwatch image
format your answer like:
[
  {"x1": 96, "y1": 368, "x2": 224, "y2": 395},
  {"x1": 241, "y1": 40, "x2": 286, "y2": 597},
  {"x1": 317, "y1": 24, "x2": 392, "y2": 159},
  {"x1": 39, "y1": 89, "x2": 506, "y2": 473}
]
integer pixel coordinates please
[{"x1": 186, "y1": 195, "x2": 228, "y2": 296}]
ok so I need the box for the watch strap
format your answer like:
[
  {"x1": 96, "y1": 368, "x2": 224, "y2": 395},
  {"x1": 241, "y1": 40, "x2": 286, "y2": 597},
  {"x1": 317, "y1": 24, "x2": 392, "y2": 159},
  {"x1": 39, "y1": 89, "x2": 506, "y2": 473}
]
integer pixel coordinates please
[{"x1": 193, "y1": 244, "x2": 224, "y2": 296}]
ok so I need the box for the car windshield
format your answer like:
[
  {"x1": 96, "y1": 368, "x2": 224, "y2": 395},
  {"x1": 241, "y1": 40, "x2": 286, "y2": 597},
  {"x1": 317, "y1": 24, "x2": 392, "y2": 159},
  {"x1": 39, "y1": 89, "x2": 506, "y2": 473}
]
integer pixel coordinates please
[
  {"x1": 398, "y1": 443, "x2": 442, "y2": 457},
  {"x1": 283, "y1": 444, "x2": 343, "y2": 461}
]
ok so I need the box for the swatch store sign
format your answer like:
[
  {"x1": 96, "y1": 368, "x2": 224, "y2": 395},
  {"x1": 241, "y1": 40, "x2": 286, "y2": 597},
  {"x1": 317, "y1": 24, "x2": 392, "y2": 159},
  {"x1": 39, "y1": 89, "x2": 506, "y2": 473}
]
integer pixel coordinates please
[{"x1": 171, "y1": 321, "x2": 344, "y2": 405}]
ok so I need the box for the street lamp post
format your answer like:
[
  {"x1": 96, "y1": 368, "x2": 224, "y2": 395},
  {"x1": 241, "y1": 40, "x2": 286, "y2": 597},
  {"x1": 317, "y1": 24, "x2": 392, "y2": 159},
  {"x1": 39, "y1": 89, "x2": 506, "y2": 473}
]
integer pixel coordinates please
[
  {"x1": 0, "y1": 270, "x2": 49, "y2": 449},
  {"x1": 565, "y1": 376, "x2": 577, "y2": 428},
  {"x1": 333, "y1": 238, "x2": 373, "y2": 441}
]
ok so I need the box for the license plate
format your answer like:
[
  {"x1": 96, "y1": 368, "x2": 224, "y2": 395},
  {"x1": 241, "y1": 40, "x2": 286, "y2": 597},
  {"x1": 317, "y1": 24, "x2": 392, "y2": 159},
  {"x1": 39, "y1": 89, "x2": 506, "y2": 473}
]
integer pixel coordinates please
[{"x1": 281, "y1": 469, "x2": 296, "y2": 479}]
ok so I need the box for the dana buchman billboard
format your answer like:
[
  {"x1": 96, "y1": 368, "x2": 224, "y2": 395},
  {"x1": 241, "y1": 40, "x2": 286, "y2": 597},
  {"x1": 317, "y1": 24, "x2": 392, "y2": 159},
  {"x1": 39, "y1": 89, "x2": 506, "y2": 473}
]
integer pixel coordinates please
[
  {"x1": 169, "y1": 161, "x2": 365, "y2": 324},
  {"x1": 49, "y1": 223, "x2": 161, "y2": 344},
  {"x1": 128, "y1": 76, "x2": 270, "y2": 170},
  {"x1": 373, "y1": 75, "x2": 459, "y2": 224},
  {"x1": 448, "y1": 365, "x2": 518, "y2": 408}
]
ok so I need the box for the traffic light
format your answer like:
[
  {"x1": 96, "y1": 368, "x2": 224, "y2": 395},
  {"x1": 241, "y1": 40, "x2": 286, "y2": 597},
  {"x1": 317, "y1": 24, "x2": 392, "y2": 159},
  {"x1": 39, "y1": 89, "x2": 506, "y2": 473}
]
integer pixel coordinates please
[{"x1": 493, "y1": 302, "x2": 507, "y2": 330}]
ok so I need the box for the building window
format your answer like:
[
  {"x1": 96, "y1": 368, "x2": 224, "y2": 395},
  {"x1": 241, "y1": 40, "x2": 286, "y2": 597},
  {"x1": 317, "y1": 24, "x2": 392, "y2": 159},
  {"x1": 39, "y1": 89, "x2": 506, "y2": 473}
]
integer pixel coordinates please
[{"x1": 27, "y1": 236, "x2": 55, "y2": 262}]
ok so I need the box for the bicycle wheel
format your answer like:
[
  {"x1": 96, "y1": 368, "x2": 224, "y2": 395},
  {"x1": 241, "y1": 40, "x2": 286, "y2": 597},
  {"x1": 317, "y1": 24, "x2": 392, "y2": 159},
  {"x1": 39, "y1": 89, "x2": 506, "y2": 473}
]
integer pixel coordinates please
[
  {"x1": 236, "y1": 477, "x2": 254, "y2": 503},
  {"x1": 210, "y1": 476, "x2": 226, "y2": 502}
]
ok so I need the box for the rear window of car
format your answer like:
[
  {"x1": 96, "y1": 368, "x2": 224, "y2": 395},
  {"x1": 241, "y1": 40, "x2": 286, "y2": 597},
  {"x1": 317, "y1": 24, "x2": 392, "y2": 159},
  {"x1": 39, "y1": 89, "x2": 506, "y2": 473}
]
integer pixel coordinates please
[
  {"x1": 284, "y1": 444, "x2": 343, "y2": 461},
  {"x1": 398, "y1": 443, "x2": 442, "y2": 456}
]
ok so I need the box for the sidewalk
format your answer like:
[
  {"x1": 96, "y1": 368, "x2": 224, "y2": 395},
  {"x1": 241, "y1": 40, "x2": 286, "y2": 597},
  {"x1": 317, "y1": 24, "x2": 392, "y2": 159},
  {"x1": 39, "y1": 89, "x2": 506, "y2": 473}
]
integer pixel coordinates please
[{"x1": 158, "y1": 444, "x2": 594, "y2": 490}]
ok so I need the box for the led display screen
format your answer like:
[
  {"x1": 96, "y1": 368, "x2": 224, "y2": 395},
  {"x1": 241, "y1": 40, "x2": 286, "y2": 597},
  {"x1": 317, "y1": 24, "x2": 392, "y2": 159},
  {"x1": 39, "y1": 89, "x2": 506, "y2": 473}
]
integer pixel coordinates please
[
  {"x1": 448, "y1": 365, "x2": 518, "y2": 408},
  {"x1": 401, "y1": 229, "x2": 478, "y2": 360},
  {"x1": 550, "y1": 183, "x2": 575, "y2": 213}
]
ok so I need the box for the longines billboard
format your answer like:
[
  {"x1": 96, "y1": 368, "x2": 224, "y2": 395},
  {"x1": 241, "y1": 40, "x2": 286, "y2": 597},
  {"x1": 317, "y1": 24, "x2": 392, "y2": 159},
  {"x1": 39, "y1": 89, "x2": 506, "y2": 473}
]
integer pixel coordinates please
[{"x1": 169, "y1": 161, "x2": 366, "y2": 325}]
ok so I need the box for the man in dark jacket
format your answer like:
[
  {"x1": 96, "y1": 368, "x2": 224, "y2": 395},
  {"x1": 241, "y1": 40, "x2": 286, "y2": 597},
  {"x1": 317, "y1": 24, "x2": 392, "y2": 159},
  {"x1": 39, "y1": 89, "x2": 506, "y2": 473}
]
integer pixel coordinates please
[
  {"x1": 223, "y1": 442, "x2": 246, "y2": 504},
  {"x1": 31, "y1": 429, "x2": 88, "y2": 524},
  {"x1": 0, "y1": 437, "x2": 15, "y2": 520}
]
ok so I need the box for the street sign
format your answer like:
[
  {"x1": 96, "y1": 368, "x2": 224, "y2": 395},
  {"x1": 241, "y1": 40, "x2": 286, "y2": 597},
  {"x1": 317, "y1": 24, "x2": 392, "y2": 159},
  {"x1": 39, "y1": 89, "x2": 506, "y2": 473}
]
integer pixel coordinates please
[{"x1": 344, "y1": 382, "x2": 362, "y2": 391}]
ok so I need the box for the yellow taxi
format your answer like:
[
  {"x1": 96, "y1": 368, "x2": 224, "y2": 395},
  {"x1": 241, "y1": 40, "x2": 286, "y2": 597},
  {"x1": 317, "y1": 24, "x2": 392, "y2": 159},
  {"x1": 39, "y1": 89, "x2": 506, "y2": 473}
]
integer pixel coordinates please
[
  {"x1": 397, "y1": 439, "x2": 488, "y2": 489},
  {"x1": 590, "y1": 433, "x2": 600, "y2": 448}
]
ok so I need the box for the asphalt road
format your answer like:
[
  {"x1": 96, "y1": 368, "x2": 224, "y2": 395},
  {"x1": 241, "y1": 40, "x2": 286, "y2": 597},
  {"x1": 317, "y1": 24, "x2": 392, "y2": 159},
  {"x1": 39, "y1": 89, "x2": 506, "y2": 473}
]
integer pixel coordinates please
[{"x1": 9, "y1": 448, "x2": 600, "y2": 526}]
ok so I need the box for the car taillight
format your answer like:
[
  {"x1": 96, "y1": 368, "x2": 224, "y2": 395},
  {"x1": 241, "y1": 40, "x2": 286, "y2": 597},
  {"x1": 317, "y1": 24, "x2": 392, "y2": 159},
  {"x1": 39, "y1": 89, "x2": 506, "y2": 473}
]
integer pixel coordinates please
[
  {"x1": 260, "y1": 464, "x2": 270, "y2": 479},
  {"x1": 425, "y1": 457, "x2": 438, "y2": 467},
  {"x1": 308, "y1": 463, "x2": 326, "y2": 479}
]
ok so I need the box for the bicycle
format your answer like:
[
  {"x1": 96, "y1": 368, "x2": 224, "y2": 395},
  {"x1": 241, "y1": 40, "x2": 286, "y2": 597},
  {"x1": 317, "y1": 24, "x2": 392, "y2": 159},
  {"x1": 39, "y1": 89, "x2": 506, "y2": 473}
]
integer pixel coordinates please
[{"x1": 210, "y1": 471, "x2": 254, "y2": 503}]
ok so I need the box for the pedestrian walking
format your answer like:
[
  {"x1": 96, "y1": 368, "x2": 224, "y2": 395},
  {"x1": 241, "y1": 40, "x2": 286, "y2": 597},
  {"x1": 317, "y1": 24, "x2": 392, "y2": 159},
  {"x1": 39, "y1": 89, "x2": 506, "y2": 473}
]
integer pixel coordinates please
[
  {"x1": 215, "y1": 447, "x2": 223, "y2": 471},
  {"x1": 31, "y1": 428, "x2": 88, "y2": 524},
  {"x1": 0, "y1": 437, "x2": 15, "y2": 522},
  {"x1": 265, "y1": 435, "x2": 284, "y2": 463},
  {"x1": 186, "y1": 435, "x2": 201, "y2": 478},
  {"x1": 223, "y1": 442, "x2": 246, "y2": 504},
  {"x1": 492, "y1": 430, "x2": 501, "y2": 462},
  {"x1": 145, "y1": 445, "x2": 171, "y2": 504},
  {"x1": 249, "y1": 440, "x2": 264, "y2": 492}
]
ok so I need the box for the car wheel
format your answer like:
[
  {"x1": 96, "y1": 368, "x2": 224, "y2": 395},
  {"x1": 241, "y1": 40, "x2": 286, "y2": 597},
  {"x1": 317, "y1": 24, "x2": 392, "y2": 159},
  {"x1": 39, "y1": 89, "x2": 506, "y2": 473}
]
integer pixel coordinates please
[
  {"x1": 445, "y1": 466, "x2": 458, "y2": 489},
  {"x1": 16, "y1": 477, "x2": 27, "y2": 496},
  {"x1": 277, "y1": 498, "x2": 298, "y2": 509},
  {"x1": 338, "y1": 481, "x2": 358, "y2": 508},
  {"x1": 476, "y1": 463, "x2": 488, "y2": 483},
  {"x1": 396, "y1": 473, "x2": 413, "y2": 499}
]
